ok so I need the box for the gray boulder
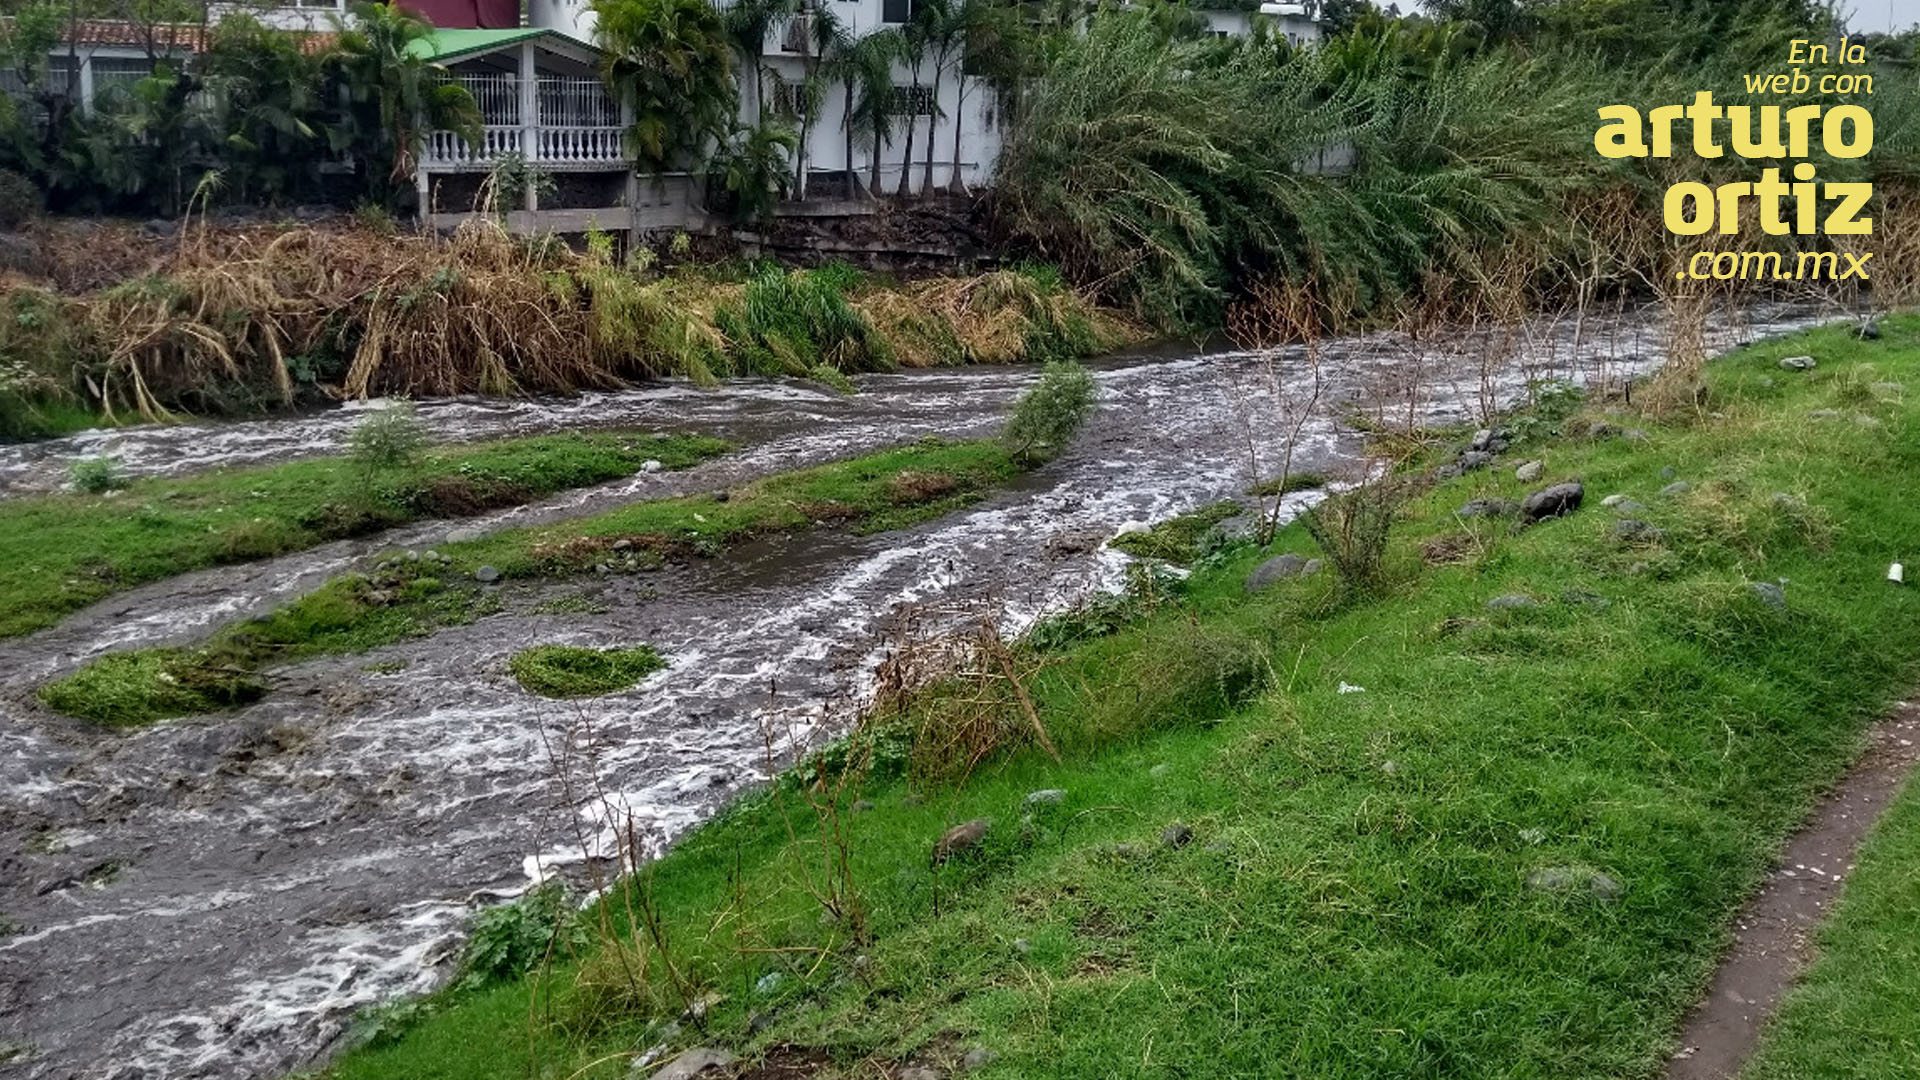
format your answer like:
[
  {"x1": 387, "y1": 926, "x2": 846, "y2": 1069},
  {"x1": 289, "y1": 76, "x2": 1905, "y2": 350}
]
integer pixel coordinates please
[
  {"x1": 1613, "y1": 520, "x2": 1667, "y2": 545},
  {"x1": 932, "y1": 819, "x2": 990, "y2": 865},
  {"x1": 1660, "y1": 481, "x2": 1692, "y2": 497},
  {"x1": 473, "y1": 565, "x2": 501, "y2": 583},
  {"x1": 1161, "y1": 823, "x2": 1195, "y2": 848},
  {"x1": 1457, "y1": 498, "x2": 1520, "y2": 519},
  {"x1": 647, "y1": 1048, "x2": 736, "y2": 1080},
  {"x1": 1859, "y1": 319, "x2": 1880, "y2": 341},
  {"x1": 1752, "y1": 581, "x2": 1787, "y2": 610},
  {"x1": 1486, "y1": 594, "x2": 1538, "y2": 611},
  {"x1": 1520, "y1": 482, "x2": 1584, "y2": 523},
  {"x1": 1515, "y1": 460, "x2": 1544, "y2": 483},
  {"x1": 1023, "y1": 789, "x2": 1067, "y2": 807},
  {"x1": 1779, "y1": 355, "x2": 1817, "y2": 371},
  {"x1": 1246, "y1": 553, "x2": 1316, "y2": 592}
]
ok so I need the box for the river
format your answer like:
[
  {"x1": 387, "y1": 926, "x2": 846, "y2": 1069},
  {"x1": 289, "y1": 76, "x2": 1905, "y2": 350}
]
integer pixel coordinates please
[{"x1": 0, "y1": 302, "x2": 1823, "y2": 1079}]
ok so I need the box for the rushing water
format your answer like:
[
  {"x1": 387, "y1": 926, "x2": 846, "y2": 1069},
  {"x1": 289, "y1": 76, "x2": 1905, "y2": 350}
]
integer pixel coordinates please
[{"x1": 0, "y1": 303, "x2": 1824, "y2": 1079}]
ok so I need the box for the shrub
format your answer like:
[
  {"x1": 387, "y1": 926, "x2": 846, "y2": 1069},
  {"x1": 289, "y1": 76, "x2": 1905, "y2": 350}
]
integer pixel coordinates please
[
  {"x1": 1002, "y1": 360, "x2": 1097, "y2": 462},
  {"x1": 0, "y1": 169, "x2": 40, "y2": 230},
  {"x1": 349, "y1": 402, "x2": 427, "y2": 472},
  {"x1": 69, "y1": 456, "x2": 124, "y2": 494},
  {"x1": 457, "y1": 883, "x2": 587, "y2": 991},
  {"x1": 1300, "y1": 480, "x2": 1405, "y2": 594}
]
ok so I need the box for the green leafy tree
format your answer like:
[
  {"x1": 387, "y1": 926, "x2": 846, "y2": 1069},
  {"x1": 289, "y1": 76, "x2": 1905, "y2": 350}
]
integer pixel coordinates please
[
  {"x1": 913, "y1": 0, "x2": 966, "y2": 196},
  {"x1": 714, "y1": 118, "x2": 798, "y2": 221},
  {"x1": 893, "y1": 14, "x2": 930, "y2": 197},
  {"x1": 593, "y1": 0, "x2": 736, "y2": 176},
  {"x1": 721, "y1": 0, "x2": 798, "y2": 125},
  {"x1": 847, "y1": 29, "x2": 903, "y2": 197},
  {"x1": 200, "y1": 16, "x2": 326, "y2": 204},
  {"x1": 328, "y1": 2, "x2": 480, "y2": 207},
  {"x1": 787, "y1": 0, "x2": 847, "y2": 196}
]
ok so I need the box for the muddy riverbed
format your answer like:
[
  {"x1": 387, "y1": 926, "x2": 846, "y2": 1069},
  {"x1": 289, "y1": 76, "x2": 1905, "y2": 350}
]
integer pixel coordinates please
[{"x1": 0, "y1": 304, "x2": 1823, "y2": 1079}]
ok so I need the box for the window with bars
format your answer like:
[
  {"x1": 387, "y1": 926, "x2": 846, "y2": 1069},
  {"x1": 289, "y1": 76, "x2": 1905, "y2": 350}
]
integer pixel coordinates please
[
  {"x1": 882, "y1": 0, "x2": 920, "y2": 24},
  {"x1": 90, "y1": 57, "x2": 157, "y2": 108},
  {"x1": 768, "y1": 81, "x2": 814, "y2": 120},
  {"x1": 894, "y1": 84, "x2": 935, "y2": 116}
]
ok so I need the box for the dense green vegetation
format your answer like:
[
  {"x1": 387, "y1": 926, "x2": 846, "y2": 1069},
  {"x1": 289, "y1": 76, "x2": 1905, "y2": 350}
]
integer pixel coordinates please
[
  {"x1": 0, "y1": 429, "x2": 726, "y2": 640},
  {"x1": 993, "y1": 0, "x2": 1918, "y2": 326},
  {"x1": 38, "y1": 436, "x2": 1024, "y2": 725},
  {"x1": 509, "y1": 644, "x2": 667, "y2": 698},
  {"x1": 0, "y1": 2, "x2": 477, "y2": 215},
  {"x1": 323, "y1": 318, "x2": 1920, "y2": 1080}
]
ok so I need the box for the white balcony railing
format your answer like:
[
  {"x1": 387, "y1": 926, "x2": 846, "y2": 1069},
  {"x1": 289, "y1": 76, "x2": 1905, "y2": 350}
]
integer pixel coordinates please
[{"x1": 423, "y1": 124, "x2": 629, "y2": 169}]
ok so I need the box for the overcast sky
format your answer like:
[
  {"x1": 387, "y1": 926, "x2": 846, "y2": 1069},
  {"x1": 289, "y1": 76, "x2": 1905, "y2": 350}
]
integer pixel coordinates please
[
  {"x1": 1848, "y1": 0, "x2": 1920, "y2": 32},
  {"x1": 1395, "y1": 1, "x2": 1920, "y2": 33}
]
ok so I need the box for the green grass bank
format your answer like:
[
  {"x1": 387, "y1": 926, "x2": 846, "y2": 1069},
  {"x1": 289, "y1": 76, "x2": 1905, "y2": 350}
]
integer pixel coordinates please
[
  {"x1": 322, "y1": 317, "x2": 1920, "y2": 1080},
  {"x1": 0, "y1": 430, "x2": 728, "y2": 641},
  {"x1": 41, "y1": 438, "x2": 1022, "y2": 726}
]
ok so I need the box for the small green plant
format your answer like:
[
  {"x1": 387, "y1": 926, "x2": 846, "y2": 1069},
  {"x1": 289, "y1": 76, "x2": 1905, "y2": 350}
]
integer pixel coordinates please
[
  {"x1": 352, "y1": 201, "x2": 397, "y2": 236},
  {"x1": 1002, "y1": 360, "x2": 1097, "y2": 462},
  {"x1": 457, "y1": 882, "x2": 588, "y2": 991},
  {"x1": 1301, "y1": 479, "x2": 1404, "y2": 595},
  {"x1": 68, "y1": 456, "x2": 124, "y2": 494},
  {"x1": 508, "y1": 644, "x2": 666, "y2": 698},
  {"x1": 349, "y1": 402, "x2": 428, "y2": 473}
]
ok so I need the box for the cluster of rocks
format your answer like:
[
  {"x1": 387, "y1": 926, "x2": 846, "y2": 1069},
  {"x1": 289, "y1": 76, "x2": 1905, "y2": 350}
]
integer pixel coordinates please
[
  {"x1": 1439, "y1": 426, "x2": 1516, "y2": 479},
  {"x1": 373, "y1": 548, "x2": 453, "y2": 573}
]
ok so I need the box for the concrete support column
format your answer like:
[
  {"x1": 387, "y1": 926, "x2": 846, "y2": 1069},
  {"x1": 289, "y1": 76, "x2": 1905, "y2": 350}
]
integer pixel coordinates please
[{"x1": 518, "y1": 43, "x2": 539, "y2": 212}]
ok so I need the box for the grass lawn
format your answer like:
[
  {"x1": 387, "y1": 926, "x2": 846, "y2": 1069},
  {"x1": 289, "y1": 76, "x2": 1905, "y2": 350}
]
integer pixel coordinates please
[
  {"x1": 1743, "y1": 767, "x2": 1920, "y2": 1078},
  {"x1": 40, "y1": 438, "x2": 1022, "y2": 726},
  {"x1": 318, "y1": 316, "x2": 1920, "y2": 1080},
  {"x1": 0, "y1": 429, "x2": 729, "y2": 640}
]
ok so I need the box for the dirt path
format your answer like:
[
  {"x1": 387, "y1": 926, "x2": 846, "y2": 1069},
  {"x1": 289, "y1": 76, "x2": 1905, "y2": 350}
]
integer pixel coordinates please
[{"x1": 1665, "y1": 700, "x2": 1920, "y2": 1080}]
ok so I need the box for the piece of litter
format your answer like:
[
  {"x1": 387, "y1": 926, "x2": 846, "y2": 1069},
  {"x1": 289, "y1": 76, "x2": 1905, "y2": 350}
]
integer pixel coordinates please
[
  {"x1": 1891, "y1": 562, "x2": 1906, "y2": 584},
  {"x1": 1337, "y1": 682, "x2": 1366, "y2": 694}
]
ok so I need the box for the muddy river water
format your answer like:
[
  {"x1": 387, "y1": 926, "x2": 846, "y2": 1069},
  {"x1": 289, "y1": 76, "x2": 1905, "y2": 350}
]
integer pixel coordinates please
[{"x1": 0, "y1": 304, "x2": 1822, "y2": 1079}]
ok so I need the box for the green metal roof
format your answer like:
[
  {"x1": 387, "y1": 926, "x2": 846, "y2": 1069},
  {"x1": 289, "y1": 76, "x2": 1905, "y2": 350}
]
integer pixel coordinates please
[{"x1": 408, "y1": 27, "x2": 599, "y2": 62}]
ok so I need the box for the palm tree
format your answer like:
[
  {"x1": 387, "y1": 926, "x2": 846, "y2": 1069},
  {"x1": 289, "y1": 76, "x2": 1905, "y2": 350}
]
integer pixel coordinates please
[
  {"x1": 848, "y1": 30, "x2": 902, "y2": 198},
  {"x1": 716, "y1": 118, "x2": 798, "y2": 221},
  {"x1": 593, "y1": 0, "x2": 736, "y2": 177},
  {"x1": 788, "y1": 0, "x2": 847, "y2": 198},
  {"x1": 893, "y1": 15, "x2": 930, "y2": 198},
  {"x1": 914, "y1": 0, "x2": 964, "y2": 197},
  {"x1": 200, "y1": 15, "x2": 325, "y2": 204},
  {"x1": 722, "y1": 0, "x2": 797, "y2": 127},
  {"x1": 819, "y1": 15, "x2": 863, "y2": 198},
  {"x1": 944, "y1": 0, "x2": 1022, "y2": 195},
  {"x1": 329, "y1": 2, "x2": 480, "y2": 203}
]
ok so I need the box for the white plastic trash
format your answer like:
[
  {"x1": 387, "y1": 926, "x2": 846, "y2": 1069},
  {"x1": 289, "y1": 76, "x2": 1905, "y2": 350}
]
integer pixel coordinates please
[{"x1": 1892, "y1": 562, "x2": 1906, "y2": 584}]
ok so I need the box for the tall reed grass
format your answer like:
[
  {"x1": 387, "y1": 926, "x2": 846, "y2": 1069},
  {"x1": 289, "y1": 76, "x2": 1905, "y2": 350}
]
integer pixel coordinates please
[{"x1": 0, "y1": 220, "x2": 1136, "y2": 434}]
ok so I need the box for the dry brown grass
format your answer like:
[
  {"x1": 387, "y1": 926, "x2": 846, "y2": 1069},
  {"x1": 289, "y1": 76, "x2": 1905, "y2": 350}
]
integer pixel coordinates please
[{"x1": 2, "y1": 220, "x2": 1144, "y2": 424}]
